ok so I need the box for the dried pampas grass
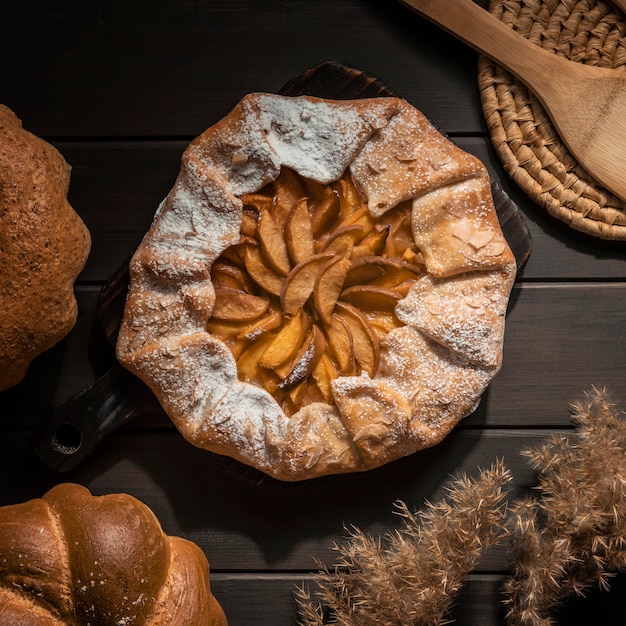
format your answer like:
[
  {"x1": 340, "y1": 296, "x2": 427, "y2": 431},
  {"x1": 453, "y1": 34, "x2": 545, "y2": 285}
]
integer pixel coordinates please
[
  {"x1": 505, "y1": 387, "x2": 626, "y2": 625},
  {"x1": 296, "y1": 460, "x2": 512, "y2": 626},
  {"x1": 296, "y1": 388, "x2": 626, "y2": 625}
]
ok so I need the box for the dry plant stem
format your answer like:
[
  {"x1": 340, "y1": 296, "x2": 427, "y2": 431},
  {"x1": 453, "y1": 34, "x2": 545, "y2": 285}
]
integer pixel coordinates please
[
  {"x1": 505, "y1": 387, "x2": 626, "y2": 625},
  {"x1": 296, "y1": 460, "x2": 512, "y2": 626}
]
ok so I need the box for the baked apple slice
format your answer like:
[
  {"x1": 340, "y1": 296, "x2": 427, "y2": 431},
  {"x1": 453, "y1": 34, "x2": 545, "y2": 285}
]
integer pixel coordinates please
[
  {"x1": 280, "y1": 252, "x2": 335, "y2": 316},
  {"x1": 340, "y1": 284, "x2": 403, "y2": 311},
  {"x1": 314, "y1": 256, "x2": 351, "y2": 325},
  {"x1": 211, "y1": 286, "x2": 269, "y2": 322},
  {"x1": 258, "y1": 209, "x2": 291, "y2": 276},
  {"x1": 278, "y1": 324, "x2": 325, "y2": 389},
  {"x1": 285, "y1": 198, "x2": 315, "y2": 264},
  {"x1": 244, "y1": 244, "x2": 284, "y2": 296},
  {"x1": 334, "y1": 301, "x2": 380, "y2": 377},
  {"x1": 259, "y1": 310, "x2": 309, "y2": 372}
]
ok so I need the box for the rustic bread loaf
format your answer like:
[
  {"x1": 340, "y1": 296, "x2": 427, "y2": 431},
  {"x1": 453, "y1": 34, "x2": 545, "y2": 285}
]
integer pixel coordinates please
[
  {"x1": 0, "y1": 105, "x2": 91, "y2": 391},
  {"x1": 117, "y1": 93, "x2": 517, "y2": 481},
  {"x1": 0, "y1": 483, "x2": 228, "y2": 625}
]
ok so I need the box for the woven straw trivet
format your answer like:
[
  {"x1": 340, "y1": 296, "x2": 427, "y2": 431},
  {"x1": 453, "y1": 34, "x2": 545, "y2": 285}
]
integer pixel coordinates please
[{"x1": 478, "y1": 0, "x2": 626, "y2": 240}]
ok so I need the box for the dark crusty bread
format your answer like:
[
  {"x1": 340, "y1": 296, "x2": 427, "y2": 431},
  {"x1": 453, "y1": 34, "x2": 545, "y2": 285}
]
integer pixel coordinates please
[
  {"x1": 0, "y1": 104, "x2": 91, "y2": 391},
  {"x1": 0, "y1": 483, "x2": 228, "y2": 625}
]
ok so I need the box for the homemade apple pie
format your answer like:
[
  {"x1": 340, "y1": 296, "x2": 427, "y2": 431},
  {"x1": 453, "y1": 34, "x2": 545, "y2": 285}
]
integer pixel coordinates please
[{"x1": 117, "y1": 93, "x2": 517, "y2": 481}]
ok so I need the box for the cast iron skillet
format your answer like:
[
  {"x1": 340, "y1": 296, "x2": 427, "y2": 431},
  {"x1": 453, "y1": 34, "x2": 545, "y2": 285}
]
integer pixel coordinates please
[{"x1": 33, "y1": 61, "x2": 532, "y2": 477}]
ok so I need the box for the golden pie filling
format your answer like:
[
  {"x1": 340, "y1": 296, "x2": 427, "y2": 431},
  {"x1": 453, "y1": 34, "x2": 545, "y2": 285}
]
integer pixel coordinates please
[{"x1": 206, "y1": 168, "x2": 425, "y2": 416}]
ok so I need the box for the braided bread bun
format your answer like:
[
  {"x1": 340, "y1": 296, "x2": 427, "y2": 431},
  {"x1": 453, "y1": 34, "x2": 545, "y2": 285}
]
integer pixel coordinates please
[
  {"x1": 0, "y1": 105, "x2": 91, "y2": 391},
  {"x1": 117, "y1": 94, "x2": 516, "y2": 481},
  {"x1": 0, "y1": 483, "x2": 228, "y2": 625}
]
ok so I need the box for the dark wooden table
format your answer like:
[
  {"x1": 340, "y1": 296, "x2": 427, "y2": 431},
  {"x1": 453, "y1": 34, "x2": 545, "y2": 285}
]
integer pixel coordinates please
[{"x1": 2, "y1": 1, "x2": 625, "y2": 624}]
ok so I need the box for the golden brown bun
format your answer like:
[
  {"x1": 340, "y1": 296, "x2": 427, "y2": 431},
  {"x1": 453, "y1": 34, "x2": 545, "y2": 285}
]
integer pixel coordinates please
[
  {"x1": 0, "y1": 483, "x2": 228, "y2": 625},
  {"x1": 117, "y1": 94, "x2": 516, "y2": 481},
  {"x1": 0, "y1": 105, "x2": 91, "y2": 391}
]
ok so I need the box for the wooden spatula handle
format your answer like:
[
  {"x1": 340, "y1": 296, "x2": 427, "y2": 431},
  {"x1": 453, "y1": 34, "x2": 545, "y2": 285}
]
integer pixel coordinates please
[{"x1": 400, "y1": 0, "x2": 557, "y2": 94}]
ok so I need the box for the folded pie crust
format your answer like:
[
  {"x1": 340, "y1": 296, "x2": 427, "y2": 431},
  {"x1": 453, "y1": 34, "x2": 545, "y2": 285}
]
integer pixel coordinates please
[{"x1": 116, "y1": 94, "x2": 516, "y2": 481}]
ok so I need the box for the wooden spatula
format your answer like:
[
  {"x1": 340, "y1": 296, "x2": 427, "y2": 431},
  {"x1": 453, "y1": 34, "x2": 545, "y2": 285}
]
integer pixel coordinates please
[{"x1": 400, "y1": 0, "x2": 626, "y2": 203}]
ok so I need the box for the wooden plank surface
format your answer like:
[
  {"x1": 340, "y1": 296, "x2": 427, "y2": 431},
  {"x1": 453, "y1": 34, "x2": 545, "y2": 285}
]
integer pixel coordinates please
[
  {"x1": 3, "y1": 282, "x2": 625, "y2": 429},
  {"x1": 0, "y1": 429, "x2": 593, "y2": 569},
  {"x1": 52, "y1": 139, "x2": 626, "y2": 283},
  {"x1": 209, "y1": 573, "x2": 626, "y2": 626},
  {"x1": 0, "y1": 1, "x2": 485, "y2": 137},
  {"x1": 2, "y1": 1, "x2": 626, "y2": 624}
]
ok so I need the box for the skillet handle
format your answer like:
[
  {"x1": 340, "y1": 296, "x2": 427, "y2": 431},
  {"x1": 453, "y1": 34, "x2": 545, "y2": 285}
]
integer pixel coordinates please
[{"x1": 33, "y1": 364, "x2": 157, "y2": 472}]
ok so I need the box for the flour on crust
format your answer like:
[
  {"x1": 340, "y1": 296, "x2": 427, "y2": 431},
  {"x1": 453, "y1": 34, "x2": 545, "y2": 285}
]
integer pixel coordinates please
[{"x1": 116, "y1": 94, "x2": 516, "y2": 481}]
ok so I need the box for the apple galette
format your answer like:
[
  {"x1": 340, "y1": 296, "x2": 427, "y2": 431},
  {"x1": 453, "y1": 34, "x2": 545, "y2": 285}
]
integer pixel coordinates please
[{"x1": 116, "y1": 93, "x2": 516, "y2": 481}]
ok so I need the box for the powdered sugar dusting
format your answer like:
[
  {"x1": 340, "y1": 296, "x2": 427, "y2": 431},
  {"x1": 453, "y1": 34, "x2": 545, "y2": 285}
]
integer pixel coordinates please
[
  {"x1": 395, "y1": 269, "x2": 515, "y2": 369},
  {"x1": 255, "y1": 94, "x2": 375, "y2": 183},
  {"x1": 148, "y1": 162, "x2": 242, "y2": 266},
  {"x1": 201, "y1": 381, "x2": 289, "y2": 471},
  {"x1": 377, "y1": 325, "x2": 492, "y2": 434}
]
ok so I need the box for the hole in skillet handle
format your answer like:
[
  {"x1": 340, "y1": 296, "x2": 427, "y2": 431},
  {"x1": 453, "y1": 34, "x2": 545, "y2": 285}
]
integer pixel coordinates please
[
  {"x1": 51, "y1": 423, "x2": 82, "y2": 455},
  {"x1": 33, "y1": 366, "x2": 157, "y2": 472}
]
